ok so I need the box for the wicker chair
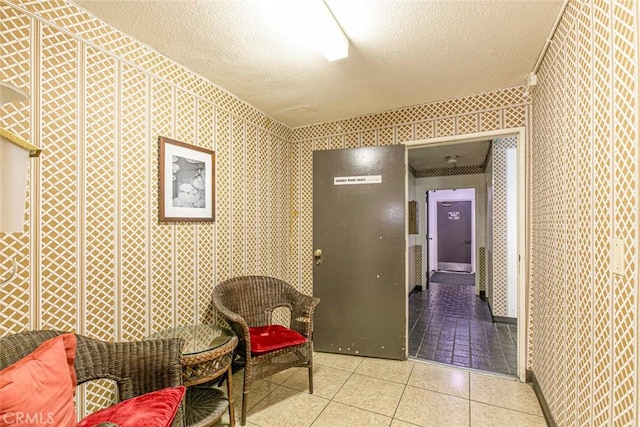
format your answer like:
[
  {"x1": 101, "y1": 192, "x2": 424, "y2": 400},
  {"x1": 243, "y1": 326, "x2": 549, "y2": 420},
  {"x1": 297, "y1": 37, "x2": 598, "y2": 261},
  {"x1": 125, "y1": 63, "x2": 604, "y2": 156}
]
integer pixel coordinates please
[
  {"x1": 212, "y1": 276, "x2": 320, "y2": 426},
  {"x1": 0, "y1": 330, "x2": 185, "y2": 427}
]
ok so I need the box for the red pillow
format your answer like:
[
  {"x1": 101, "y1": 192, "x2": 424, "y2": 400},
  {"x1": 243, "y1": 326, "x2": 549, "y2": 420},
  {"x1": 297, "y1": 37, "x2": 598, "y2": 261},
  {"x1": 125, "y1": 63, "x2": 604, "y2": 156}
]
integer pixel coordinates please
[
  {"x1": 76, "y1": 386, "x2": 185, "y2": 427},
  {"x1": 0, "y1": 333, "x2": 77, "y2": 427},
  {"x1": 249, "y1": 325, "x2": 307, "y2": 355}
]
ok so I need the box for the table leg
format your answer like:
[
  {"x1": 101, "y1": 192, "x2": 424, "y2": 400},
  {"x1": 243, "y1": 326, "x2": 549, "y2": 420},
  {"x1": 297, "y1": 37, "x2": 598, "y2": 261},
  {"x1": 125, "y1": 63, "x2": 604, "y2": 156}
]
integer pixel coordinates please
[{"x1": 226, "y1": 365, "x2": 235, "y2": 427}]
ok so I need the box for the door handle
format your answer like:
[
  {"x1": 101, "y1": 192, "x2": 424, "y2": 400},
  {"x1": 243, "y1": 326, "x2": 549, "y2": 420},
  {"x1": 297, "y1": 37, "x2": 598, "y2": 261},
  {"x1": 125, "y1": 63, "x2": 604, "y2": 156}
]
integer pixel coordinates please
[
  {"x1": 314, "y1": 249, "x2": 323, "y2": 265},
  {"x1": 464, "y1": 240, "x2": 472, "y2": 244}
]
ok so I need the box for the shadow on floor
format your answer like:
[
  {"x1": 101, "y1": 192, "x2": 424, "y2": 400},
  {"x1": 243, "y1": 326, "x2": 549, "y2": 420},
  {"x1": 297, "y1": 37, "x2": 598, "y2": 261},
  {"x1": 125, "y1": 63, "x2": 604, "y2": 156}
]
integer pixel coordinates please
[{"x1": 408, "y1": 273, "x2": 517, "y2": 376}]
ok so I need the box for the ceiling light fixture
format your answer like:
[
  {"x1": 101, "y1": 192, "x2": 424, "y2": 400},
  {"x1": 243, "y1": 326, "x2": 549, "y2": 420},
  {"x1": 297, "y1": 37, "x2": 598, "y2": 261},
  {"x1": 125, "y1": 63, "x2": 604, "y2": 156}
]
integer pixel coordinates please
[{"x1": 269, "y1": 0, "x2": 349, "y2": 61}]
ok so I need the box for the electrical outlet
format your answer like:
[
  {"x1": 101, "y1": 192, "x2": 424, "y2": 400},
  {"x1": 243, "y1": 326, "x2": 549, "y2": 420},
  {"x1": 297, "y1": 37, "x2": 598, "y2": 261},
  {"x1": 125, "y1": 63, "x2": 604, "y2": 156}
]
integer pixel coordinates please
[{"x1": 612, "y1": 238, "x2": 624, "y2": 276}]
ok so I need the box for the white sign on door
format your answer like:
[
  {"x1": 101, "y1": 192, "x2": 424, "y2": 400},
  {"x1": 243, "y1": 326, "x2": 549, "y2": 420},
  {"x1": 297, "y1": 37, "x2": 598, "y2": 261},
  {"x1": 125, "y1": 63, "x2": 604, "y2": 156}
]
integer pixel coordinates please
[
  {"x1": 334, "y1": 175, "x2": 382, "y2": 185},
  {"x1": 448, "y1": 211, "x2": 460, "y2": 220}
]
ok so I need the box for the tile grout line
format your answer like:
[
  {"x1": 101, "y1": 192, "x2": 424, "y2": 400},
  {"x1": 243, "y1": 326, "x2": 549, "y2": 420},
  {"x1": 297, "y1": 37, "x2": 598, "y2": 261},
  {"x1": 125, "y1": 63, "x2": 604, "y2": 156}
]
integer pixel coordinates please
[
  {"x1": 468, "y1": 399, "x2": 548, "y2": 419},
  {"x1": 389, "y1": 361, "x2": 415, "y2": 423},
  {"x1": 409, "y1": 280, "x2": 519, "y2": 375},
  {"x1": 237, "y1": 354, "x2": 545, "y2": 426},
  {"x1": 468, "y1": 380, "x2": 472, "y2": 427},
  {"x1": 319, "y1": 358, "x2": 363, "y2": 425}
]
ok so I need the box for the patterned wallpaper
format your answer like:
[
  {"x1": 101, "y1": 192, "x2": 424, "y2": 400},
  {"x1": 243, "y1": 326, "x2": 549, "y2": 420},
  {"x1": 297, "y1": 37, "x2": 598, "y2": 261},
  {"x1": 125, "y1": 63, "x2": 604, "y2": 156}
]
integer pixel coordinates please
[
  {"x1": 530, "y1": 1, "x2": 637, "y2": 425},
  {"x1": 414, "y1": 165, "x2": 486, "y2": 178},
  {"x1": 478, "y1": 247, "x2": 486, "y2": 293},
  {"x1": 289, "y1": 86, "x2": 530, "y2": 305},
  {"x1": 5, "y1": 0, "x2": 636, "y2": 425},
  {"x1": 490, "y1": 136, "x2": 517, "y2": 318},
  {"x1": 0, "y1": 0, "x2": 290, "y2": 415}
]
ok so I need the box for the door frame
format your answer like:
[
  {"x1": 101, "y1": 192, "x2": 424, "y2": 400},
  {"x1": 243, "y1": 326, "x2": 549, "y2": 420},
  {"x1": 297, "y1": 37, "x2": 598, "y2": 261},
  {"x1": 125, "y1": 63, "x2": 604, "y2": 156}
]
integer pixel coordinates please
[
  {"x1": 404, "y1": 127, "x2": 527, "y2": 382},
  {"x1": 424, "y1": 187, "x2": 482, "y2": 294},
  {"x1": 434, "y1": 197, "x2": 475, "y2": 273}
]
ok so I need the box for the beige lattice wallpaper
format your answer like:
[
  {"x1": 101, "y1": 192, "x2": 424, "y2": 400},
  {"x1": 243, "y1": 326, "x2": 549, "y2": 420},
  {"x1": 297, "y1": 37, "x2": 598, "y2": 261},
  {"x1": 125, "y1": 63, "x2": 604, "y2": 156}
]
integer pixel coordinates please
[
  {"x1": 530, "y1": 1, "x2": 638, "y2": 425},
  {"x1": 0, "y1": 0, "x2": 290, "y2": 412},
  {"x1": 3, "y1": 0, "x2": 638, "y2": 425},
  {"x1": 490, "y1": 136, "x2": 517, "y2": 318}
]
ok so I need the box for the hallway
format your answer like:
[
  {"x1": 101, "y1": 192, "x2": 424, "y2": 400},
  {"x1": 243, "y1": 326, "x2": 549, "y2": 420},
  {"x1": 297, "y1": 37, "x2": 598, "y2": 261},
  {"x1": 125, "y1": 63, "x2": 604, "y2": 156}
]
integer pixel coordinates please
[{"x1": 408, "y1": 273, "x2": 517, "y2": 376}]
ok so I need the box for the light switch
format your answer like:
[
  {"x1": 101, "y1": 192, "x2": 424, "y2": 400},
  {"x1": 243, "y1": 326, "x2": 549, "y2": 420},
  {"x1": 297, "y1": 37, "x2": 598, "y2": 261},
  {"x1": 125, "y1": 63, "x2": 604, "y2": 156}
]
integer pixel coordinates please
[{"x1": 612, "y1": 238, "x2": 624, "y2": 276}]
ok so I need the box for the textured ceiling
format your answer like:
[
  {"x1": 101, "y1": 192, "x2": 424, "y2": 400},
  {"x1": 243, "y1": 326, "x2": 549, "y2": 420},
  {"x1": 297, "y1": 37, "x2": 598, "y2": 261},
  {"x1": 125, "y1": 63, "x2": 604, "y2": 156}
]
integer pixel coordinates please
[{"x1": 73, "y1": 0, "x2": 563, "y2": 128}]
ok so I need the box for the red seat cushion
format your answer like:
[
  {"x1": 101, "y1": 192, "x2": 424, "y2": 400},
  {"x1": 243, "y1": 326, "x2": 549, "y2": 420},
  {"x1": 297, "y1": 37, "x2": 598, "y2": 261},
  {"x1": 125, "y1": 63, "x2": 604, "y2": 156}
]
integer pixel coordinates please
[
  {"x1": 249, "y1": 325, "x2": 307, "y2": 355},
  {"x1": 76, "y1": 386, "x2": 185, "y2": 427}
]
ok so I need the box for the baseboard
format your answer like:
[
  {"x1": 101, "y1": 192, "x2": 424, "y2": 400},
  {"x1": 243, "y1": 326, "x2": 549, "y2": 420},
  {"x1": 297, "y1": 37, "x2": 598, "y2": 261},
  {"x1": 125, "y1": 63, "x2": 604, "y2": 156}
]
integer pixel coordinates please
[
  {"x1": 409, "y1": 285, "x2": 422, "y2": 297},
  {"x1": 527, "y1": 370, "x2": 556, "y2": 427},
  {"x1": 493, "y1": 315, "x2": 517, "y2": 325}
]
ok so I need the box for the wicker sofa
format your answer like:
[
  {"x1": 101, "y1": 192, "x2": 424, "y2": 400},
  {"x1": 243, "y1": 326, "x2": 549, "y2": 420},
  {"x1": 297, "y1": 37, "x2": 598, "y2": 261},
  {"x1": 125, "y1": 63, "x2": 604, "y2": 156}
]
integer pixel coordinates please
[{"x1": 0, "y1": 329, "x2": 185, "y2": 426}]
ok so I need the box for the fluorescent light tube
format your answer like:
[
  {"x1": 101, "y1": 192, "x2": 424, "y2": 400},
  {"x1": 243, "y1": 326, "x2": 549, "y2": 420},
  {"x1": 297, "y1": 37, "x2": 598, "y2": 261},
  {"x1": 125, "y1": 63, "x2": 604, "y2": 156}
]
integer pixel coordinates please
[{"x1": 268, "y1": 0, "x2": 349, "y2": 61}]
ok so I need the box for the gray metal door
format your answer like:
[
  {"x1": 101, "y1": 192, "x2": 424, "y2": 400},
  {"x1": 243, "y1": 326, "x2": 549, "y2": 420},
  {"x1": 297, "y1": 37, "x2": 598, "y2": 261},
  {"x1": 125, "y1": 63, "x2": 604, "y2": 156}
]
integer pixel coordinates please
[
  {"x1": 437, "y1": 200, "x2": 472, "y2": 272},
  {"x1": 313, "y1": 145, "x2": 406, "y2": 360}
]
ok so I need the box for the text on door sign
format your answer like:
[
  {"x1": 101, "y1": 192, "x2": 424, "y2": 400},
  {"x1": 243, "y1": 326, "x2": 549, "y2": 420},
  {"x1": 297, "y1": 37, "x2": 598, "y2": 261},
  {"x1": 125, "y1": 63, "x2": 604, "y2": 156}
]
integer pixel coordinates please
[{"x1": 334, "y1": 175, "x2": 382, "y2": 185}]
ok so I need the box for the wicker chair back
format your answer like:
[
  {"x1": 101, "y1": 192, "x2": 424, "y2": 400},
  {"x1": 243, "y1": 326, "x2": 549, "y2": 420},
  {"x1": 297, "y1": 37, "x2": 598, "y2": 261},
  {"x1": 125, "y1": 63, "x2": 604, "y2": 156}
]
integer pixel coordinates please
[{"x1": 0, "y1": 330, "x2": 185, "y2": 426}]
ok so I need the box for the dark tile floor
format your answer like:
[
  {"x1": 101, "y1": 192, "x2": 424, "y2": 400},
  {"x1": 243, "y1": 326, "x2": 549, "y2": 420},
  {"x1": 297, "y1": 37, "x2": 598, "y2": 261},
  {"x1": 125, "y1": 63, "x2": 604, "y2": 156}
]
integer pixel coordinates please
[{"x1": 408, "y1": 273, "x2": 518, "y2": 376}]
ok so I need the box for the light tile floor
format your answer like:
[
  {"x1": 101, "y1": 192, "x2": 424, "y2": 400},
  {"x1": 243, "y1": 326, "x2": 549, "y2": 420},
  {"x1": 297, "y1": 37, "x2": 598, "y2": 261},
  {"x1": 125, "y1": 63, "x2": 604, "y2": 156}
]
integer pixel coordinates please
[{"x1": 211, "y1": 352, "x2": 546, "y2": 427}]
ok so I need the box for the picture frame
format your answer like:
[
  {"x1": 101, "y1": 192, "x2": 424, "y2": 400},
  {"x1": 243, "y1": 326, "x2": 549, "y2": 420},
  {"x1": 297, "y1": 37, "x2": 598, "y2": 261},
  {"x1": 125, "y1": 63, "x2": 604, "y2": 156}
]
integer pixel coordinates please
[{"x1": 159, "y1": 136, "x2": 215, "y2": 222}]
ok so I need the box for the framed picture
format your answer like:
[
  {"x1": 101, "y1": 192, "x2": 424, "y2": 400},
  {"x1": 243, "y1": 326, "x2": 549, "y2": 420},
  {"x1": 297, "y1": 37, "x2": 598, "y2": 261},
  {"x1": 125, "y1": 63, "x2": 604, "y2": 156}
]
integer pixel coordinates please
[{"x1": 159, "y1": 136, "x2": 215, "y2": 222}]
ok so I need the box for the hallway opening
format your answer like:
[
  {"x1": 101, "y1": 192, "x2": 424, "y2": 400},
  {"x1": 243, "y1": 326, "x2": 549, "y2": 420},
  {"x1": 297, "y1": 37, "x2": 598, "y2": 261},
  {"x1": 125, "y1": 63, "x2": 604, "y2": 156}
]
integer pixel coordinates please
[
  {"x1": 404, "y1": 127, "x2": 527, "y2": 381},
  {"x1": 409, "y1": 184, "x2": 517, "y2": 376}
]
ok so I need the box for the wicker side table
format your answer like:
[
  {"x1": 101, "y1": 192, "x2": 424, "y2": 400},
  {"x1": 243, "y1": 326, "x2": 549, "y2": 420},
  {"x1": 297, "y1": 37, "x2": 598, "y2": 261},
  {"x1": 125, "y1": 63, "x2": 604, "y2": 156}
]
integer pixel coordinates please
[{"x1": 146, "y1": 324, "x2": 238, "y2": 427}]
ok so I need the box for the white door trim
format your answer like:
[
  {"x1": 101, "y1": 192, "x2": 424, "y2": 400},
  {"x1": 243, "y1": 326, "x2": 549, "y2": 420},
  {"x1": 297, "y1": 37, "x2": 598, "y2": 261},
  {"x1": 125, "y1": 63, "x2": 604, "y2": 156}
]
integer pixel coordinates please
[{"x1": 404, "y1": 126, "x2": 528, "y2": 382}]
